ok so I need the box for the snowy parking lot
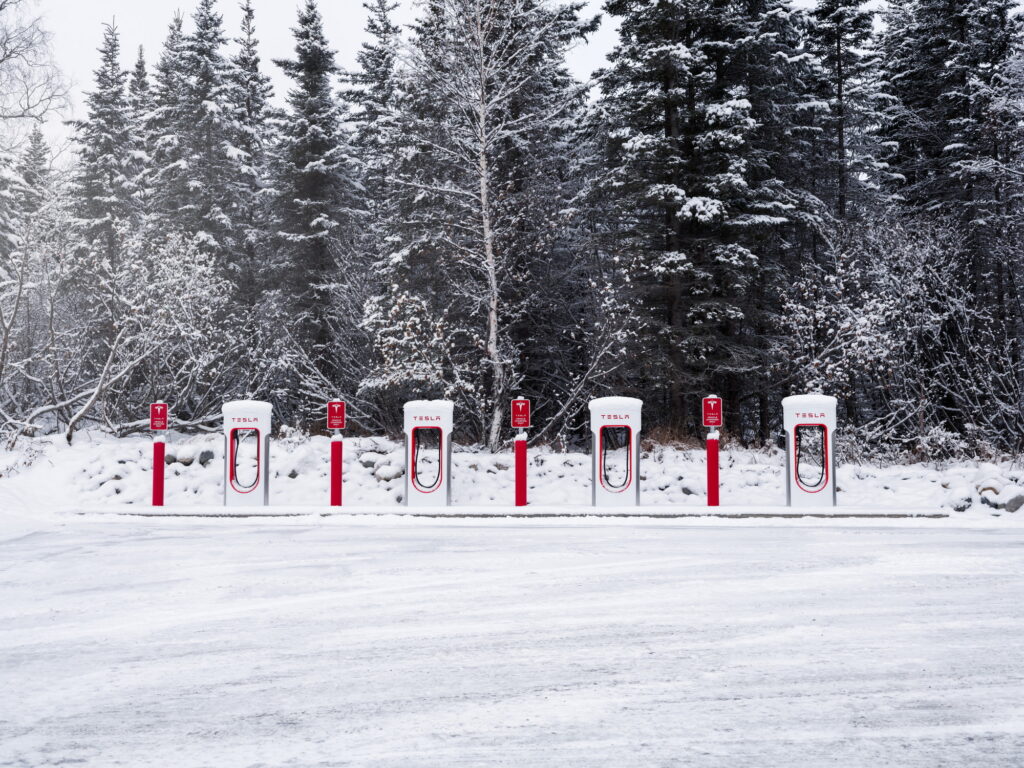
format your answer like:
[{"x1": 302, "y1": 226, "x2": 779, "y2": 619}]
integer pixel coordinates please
[{"x1": 2, "y1": 515, "x2": 1024, "y2": 766}]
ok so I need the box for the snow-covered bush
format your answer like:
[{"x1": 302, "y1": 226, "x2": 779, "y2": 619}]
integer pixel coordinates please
[{"x1": 776, "y1": 218, "x2": 1024, "y2": 461}]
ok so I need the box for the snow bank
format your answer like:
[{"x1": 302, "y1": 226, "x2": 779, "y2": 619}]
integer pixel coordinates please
[{"x1": 2, "y1": 431, "x2": 1024, "y2": 517}]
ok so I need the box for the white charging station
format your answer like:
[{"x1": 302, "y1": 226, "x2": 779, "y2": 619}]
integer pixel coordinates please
[
  {"x1": 223, "y1": 400, "x2": 272, "y2": 507},
  {"x1": 404, "y1": 400, "x2": 454, "y2": 507},
  {"x1": 589, "y1": 397, "x2": 642, "y2": 507},
  {"x1": 782, "y1": 394, "x2": 837, "y2": 507}
]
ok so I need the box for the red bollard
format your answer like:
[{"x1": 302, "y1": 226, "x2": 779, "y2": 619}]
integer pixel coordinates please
[
  {"x1": 153, "y1": 437, "x2": 165, "y2": 507},
  {"x1": 515, "y1": 435, "x2": 527, "y2": 507},
  {"x1": 330, "y1": 435, "x2": 343, "y2": 506},
  {"x1": 707, "y1": 431, "x2": 719, "y2": 507}
]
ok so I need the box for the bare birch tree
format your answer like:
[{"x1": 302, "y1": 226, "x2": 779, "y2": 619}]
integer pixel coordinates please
[{"x1": 376, "y1": 0, "x2": 588, "y2": 451}]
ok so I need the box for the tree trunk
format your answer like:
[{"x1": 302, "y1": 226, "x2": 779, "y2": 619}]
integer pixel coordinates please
[{"x1": 475, "y1": 22, "x2": 504, "y2": 453}]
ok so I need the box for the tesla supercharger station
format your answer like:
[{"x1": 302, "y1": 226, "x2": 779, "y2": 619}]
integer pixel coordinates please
[
  {"x1": 223, "y1": 400, "x2": 272, "y2": 507},
  {"x1": 783, "y1": 394, "x2": 837, "y2": 507},
  {"x1": 404, "y1": 400, "x2": 454, "y2": 507},
  {"x1": 589, "y1": 397, "x2": 642, "y2": 507}
]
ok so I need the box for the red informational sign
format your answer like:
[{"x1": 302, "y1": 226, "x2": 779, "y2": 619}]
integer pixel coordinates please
[
  {"x1": 150, "y1": 403, "x2": 168, "y2": 431},
  {"x1": 327, "y1": 401, "x2": 346, "y2": 430},
  {"x1": 702, "y1": 396, "x2": 723, "y2": 428},
  {"x1": 511, "y1": 398, "x2": 531, "y2": 429}
]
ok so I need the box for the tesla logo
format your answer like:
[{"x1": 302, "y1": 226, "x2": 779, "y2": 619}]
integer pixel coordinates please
[
  {"x1": 231, "y1": 417, "x2": 259, "y2": 423},
  {"x1": 601, "y1": 414, "x2": 630, "y2": 420},
  {"x1": 150, "y1": 403, "x2": 169, "y2": 430},
  {"x1": 413, "y1": 415, "x2": 441, "y2": 422},
  {"x1": 795, "y1": 412, "x2": 826, "y2": 419},
  {"x1": 703, "y1": 396, "x2": 723, "y2": 427},
  {"x1": 511, "y1": 398, "x2": 531, "y2": 428},
  {"x1": 327, "y1": 400, "x2": 346, "y2": 429}
]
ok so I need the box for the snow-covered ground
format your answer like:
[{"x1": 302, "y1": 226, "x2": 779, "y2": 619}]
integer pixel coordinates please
[
  {"x1": 2, "y1": 514, "x2": 1024, "y2": 766},
  {"x1": 2, "y1": 430, "x2": 1024, "y2": 516},
  {"x1": 3, "y1": 435, "x2": 1024, "y2": 764}
]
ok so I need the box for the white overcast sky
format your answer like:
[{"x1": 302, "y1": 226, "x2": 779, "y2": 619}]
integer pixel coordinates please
[{"x1": 37, "y1": 0, "x2": 820, "y2": 150}]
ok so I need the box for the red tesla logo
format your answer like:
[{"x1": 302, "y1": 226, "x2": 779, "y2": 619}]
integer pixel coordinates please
[
  {"x1": 150, "y1": 403, "x2": 169, "y2": 430},
  {"x1": 511, "y1": 399, "x2": 531, "y2": 428},
  {"x1": 327, "y1": 401, "x2": 346, "y2": 429},
  {"x1": 703, "y1": 396, "x2": 723, "y2": 427}
]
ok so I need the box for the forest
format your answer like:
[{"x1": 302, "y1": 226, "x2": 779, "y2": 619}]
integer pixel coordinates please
[{"x1": 0, "y1": 0, "x2": 1021, "y2": 459}]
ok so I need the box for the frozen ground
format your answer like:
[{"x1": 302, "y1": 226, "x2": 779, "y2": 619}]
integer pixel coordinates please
[{"x1": 2, "y1": 513, "x2": 1024, "y2": 767}]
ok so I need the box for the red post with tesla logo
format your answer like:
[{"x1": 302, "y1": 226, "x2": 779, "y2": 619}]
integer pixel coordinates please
[
  {"x1": 703, "y1": 395, "x2": 722, "y2": 507},
  {"x1": 150, "y1": 402, "x2": 168, "y2": 506},
  {"x1": 328, "y1": 401, "x2": 345, "y2": 506},
  {"x1": 511, "y1": 398, "x2": 530, "y2": 506}
]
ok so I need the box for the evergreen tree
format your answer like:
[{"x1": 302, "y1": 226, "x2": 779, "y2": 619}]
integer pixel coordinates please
[
  {"x1": 807, "y1": 0, "x2": 890, "y2": 219},
  {"x1": 126, "y1": 46, "x2": 152, "y2": 210},
  {"x1": 881, "y1": 0, "x2": 1024, "y2": 343},
  {"x1": 128, "y1": 46, "x2": 152, "y2": 128},
  {"x1": 345, "y1": 0, "x2": 403, "y2": 429},
  {"x1": 178, "y1": 0, "x2": 245, "y2": 261},
  {"x1": 347, "y1": 0, "x2": 400, "y2": 148},
  {"x1": 595, "y1": 0, "x2": 824, "y2": 435},
  {"x1": 346, "y1": 0, "x2": 400, "y2": 244},
  {"x1": 74, "y1": 22, "x2": 134, "y2": 267},
  {"x1": 880, "y1": 0, "x2": 970, "y2": 214},
  {"x1": 880, "y1": 0, "x2": 1023, "y2": 228},
  {"x1": 146, "y1": 1, "x2": 248, "y2": 275},
  {"x1": 946, "y1": 0, "x2": 1024, "y2": 319},
  {"x1": 147, "y1": 14, "x2": 191, "y2": 233},
  {"x1": 17, "y1": 124, "x2": 49, "y2": 215},
  {"x1": 270, "y1": 0, "x2": 360, "y2": 368},
  {"x1": 229, "y1": 0, "x2": 274, "y2": 302}
]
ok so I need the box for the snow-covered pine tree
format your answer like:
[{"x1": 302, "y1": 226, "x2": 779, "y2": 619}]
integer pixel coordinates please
[
  {"x1": 358, "y1": 1, "x2": 451, "y2": 426},
  {"x1": 128, "y1": 46, "x2": 151, "y2": 123},
  {"x1": 346, "y1": 0, "x2": 400, "y2": 177},
  {"x1": 16, "y1": 124, "x2": 49, "y2": 215},
  {"x1": 0, "y1": 152, "x2": 23, "y2": 266},
  {"x1": 268, "y1": 0, "x2": 363, "y2": 418},
  {"x1": 944, "y1": 1, "x2": 1024, "y2": 316},
  {"x1": 807, "y1": 0, "x2": 891, "y2": 219},
  {"x1": 73, "y1": 22, "x2": 135, "y2": 268},
  {"x1": 345, "y1": 0, "x2": 400, "y2": 257},
  {"x1": 177, "y1": 0, "x2": 246, "y2": 265},
  {"x1": 229, "y1": 0, "x2": 274, "y2": 304},
  {"x1": 145, "y1": 1, "x2": 249, "y2": 280},
  {"x1": 366, "y1": 0, "x2": 592, "y2": 450},
  {"x1": 126, "y1": 46, "x2": 152, "y2": 212},
  {"x1": 881, "y1": 1, "x2": 1024, "y2": 233},
  {"x1": 147, "y1": 14, "x2": 191, "y2": 236},
  {"x1": 343, "y1": 0, "x2": 405, "y2": 432},
  {"x1": 557, "y1": 98, "x2": 652, "y2": 429},
  {"x1": 595, "y1": 0, "x2": 824, "y2": 437},
  {"x1": 881, "y1": 0, "x2": 970, "y2": 214}
]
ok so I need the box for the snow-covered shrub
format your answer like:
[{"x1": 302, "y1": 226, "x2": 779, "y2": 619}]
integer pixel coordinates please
[{"x1": 776, "y1": 218, "x2": 1023, "y2": 462}]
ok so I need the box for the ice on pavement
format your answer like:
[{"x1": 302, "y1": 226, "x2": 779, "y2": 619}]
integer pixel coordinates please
[{"x1": 2, "y1": 517, "x2": 1024, "y2": 766}]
